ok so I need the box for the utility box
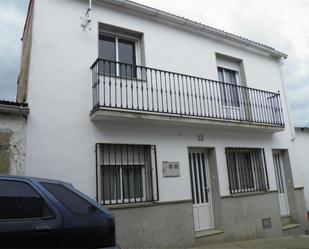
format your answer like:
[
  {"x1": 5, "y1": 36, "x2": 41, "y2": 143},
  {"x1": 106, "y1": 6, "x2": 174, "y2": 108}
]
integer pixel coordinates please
[{"x1": 162, "y1": 161, "x2": 180, "y2": 177}]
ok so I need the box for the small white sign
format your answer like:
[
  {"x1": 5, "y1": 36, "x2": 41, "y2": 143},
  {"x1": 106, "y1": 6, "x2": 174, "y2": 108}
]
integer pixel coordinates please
[{"x1": 162, "y1": 161, "x2": 180, "y2": 177}]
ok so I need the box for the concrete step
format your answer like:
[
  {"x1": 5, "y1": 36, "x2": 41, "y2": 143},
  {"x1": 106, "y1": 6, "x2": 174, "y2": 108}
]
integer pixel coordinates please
[
  {"x1": 194, "y1": 229, "x2": 225, "y2": 246},
  {"x1": 282, "y1": 223, "x2": 300, "y2": 230},
  {"x1": 282, "y1": 223, "x2": 302, "y2": 236},
  {"x1": 281, "y1": 216, "x2": 292, "y2": 226}
]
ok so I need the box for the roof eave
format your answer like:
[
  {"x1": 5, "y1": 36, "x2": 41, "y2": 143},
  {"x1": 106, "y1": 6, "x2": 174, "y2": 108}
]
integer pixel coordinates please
[
  {"x1": 0, "y1": 104, "x2": 29, "y2": 116},
  {"x1": 99, "y1": 0, "x2": 287, "y2": 59}
]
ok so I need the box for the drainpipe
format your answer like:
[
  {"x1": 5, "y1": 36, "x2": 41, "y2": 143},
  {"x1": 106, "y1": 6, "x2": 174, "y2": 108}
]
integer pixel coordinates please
[{"x1": 279, "y1": 58, "x2": 296, "y2": 141}]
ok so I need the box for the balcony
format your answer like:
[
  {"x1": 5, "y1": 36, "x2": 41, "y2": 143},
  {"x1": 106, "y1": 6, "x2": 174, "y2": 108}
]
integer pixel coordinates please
[{"x1": 90, "y1": 59, "x2": 284, "y2": 130}]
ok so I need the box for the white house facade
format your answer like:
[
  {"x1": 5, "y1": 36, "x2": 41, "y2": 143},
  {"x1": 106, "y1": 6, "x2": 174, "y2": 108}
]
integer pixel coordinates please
[
  {"x1": 17, "y1": 0, "x2": 308, "y2": 248},
  {"x1": 293, "y1": 128, "x2": 309, "y2": 211}
]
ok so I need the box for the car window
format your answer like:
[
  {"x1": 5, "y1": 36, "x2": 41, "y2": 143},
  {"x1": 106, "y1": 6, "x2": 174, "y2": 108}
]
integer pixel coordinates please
[
  {"x1": 41, "y1": 182, "x2": 99, "y2": 215},
  {"x1": 0, "y1": 180, "x2": 54, "y2": 220}
]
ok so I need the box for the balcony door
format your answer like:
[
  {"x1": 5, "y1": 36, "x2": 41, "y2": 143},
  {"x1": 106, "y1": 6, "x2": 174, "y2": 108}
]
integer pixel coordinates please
[{"x1": 218, "y1": 67, "x2": 245, "y2": 120}]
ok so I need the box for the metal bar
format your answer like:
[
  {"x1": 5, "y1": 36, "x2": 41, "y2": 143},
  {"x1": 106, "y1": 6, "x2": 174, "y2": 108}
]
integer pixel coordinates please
[
  {"x1": 154, "y1": 146, "x2": 159, "y2": 201},
  {"x1": 141, "y1": 68, "x2": 145, "y2": 111},
  {"x1": 102, "y1": 144, "x2": 105, "y2": 204},
  {"x1": 132, "y1": 145, "x2": 136, "y2": 203},
  {"x1": 177, "y1": 74, "x2": 182, "y2": 114},
  {"x1": 126, "y1": 145, "x2": 130, "y2": 203},
  {"x1": 140, "y1": 145, "x2": 144, "y2": 202},
  {"x1": 225, "y1": 149, "x2": 233, "y2": 194},
  {"x1": 160, "y1": 71, "x2": 164, "y2": 112},
  {"x1": 114, "y1": 145, "x2": 118, "y2": 204},
  {"x1": 188, "y1": 153, "x2": 195, "y2": 204},
  {"x1": 108, "y1": 145, "x2": 112, "y2": 204},
  {"x1": 193, "y1": 77, "x2": 198, "y2": 116},
  {"x1": 131, "y1": 65, "x2": 134, "y2": 109},
  {"x1": 150, "y1": 69, "x2": 154, "y2": 111},
  {"x1": 155, "y1": 70, "x2": 159, "y2": 111},
  {"x1": 145, "y1": 68, "x2": 149, "y2": 111},
  {"x1": 165, "y1": 72, "x2": 169, "y2": 112},
  {"x1": 185, "y1": 76, "x2": 194, "y2": 116},
  {"x1": 201, "y1": 153, "x2": 210, "y2": 203},
  {"x1": 95, "y1": 144, "x2": 99, "y2": 202},
  {"x1": 172, "y1": 73, "x2": 176, "y2": 114},
  {"x1": 108, "y1": 61, "x2": 112, "y2": 107},
  {"x1": 120, "y1": 144, "x2": 123, "y2": 203},
  {"x1": 262, "y1": 149, "x2": 270, "y2": 190},
  {"x1": 192, "y1": 153, "x2": 200, "y2": 203},
  {"x1": 197, "y1": 153, "x2": 204, "y2": 203},
  {"x1": 135, "y1": 66, "x2": 139, "y2": 110}
]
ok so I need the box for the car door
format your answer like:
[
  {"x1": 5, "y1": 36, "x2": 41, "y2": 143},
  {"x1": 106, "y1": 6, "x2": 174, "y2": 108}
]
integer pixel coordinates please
[
  {"x1": 40, "y1": 182, "x2": 115, "y2": 248},
  {"x1": 0, "y1": 179, "x2": 63, "y2": 248}
]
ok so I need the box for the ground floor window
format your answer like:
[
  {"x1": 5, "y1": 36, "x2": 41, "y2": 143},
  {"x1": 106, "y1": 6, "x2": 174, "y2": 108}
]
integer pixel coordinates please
[
  {"x1": 96, "y1": 144, "x2": 158, "y2": 205},
  {"x1": 225, "y1": 148, "x2": 269, "y2": 194}
]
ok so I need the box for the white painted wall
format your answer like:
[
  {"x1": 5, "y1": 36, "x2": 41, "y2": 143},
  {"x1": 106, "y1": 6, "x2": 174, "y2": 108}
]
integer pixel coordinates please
[
  {"x1": 25, "y1": 0, "x2": 296, "y2": 201},
  {"x1": 0, "y1": 113, "x2": 27, "y2": 175},
  {"x1": 293, "y1": 129, "x2": 309, "y2": 209}
]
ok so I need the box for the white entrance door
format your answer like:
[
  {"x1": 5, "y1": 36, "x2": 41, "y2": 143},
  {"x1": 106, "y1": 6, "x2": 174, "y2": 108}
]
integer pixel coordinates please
[
  {"x1": 273, "y1": 152, "x2": 290, "y2": 216},
  {"x1": 188, "y1": 149, "x2": 214, "y2": 231}
]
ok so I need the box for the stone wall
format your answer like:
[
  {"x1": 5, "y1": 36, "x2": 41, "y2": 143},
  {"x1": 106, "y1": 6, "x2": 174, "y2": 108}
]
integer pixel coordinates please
[
  {"x1": 0, "y1": 113, "x2": 27, "y2": 175},
  {"x1": 108, "y1": 200, "x2": 194, "y2": 249},
  {"x1": 221, "y1": 191, "x2": 283, "y2": 241}
]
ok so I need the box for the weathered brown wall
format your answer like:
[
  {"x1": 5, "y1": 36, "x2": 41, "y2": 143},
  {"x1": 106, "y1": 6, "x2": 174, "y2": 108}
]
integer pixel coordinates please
[
  {"x1": 0, "y1": 113, "x2": 27, "y2": 175},
  {"x1": 0, "y1": 130, "x2": 12, "y2": 173}
]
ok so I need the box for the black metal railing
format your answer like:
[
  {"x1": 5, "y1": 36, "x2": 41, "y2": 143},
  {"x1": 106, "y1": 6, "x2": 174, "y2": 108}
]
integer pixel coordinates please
[
  {"x1": 91, "y1": 59, "x2": 284, "y2": 127},
  {"x1": 225, "y1": 148, "x2": 270, "y2": 194}
]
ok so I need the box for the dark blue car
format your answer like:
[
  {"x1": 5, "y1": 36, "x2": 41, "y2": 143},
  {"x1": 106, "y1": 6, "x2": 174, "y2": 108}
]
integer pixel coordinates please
[{"x1": 0, "y1": 175, "x2": 119, "y2": 248}]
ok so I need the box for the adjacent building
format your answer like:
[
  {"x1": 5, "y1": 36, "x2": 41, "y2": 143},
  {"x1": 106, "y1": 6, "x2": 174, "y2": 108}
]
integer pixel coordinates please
[
  {"x1": 16, "y1": 0, "x2": 308, "y2": 248},
  {"x1": 0, "y1": 101, "x2": 28, "y2": 175},
  {"x1": 293, "y1": 127, "x2": 309, "y2": 213}
]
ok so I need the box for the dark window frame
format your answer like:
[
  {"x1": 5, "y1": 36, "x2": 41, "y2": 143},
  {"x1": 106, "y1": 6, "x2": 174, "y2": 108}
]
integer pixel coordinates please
[
  {"x1": 98, "y1": 33, "x2": 138, "y2": 78},
  {"x1": 225, "y1": 148, "x2": 269, "y2": 194},
  {"x1": 96, "y1": 143, "x2": 159, "y2": 205},
  {"x1": 218, "y1": 67, "x2": 241, "y2": 107}
]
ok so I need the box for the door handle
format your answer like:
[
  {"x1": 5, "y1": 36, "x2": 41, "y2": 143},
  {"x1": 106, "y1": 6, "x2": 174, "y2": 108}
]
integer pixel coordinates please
[{"x1": 35, "y1": 225, "x2": 51, "y2": 234}]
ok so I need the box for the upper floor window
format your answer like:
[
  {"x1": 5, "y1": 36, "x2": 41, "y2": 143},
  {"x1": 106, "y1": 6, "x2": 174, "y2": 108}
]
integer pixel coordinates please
[
  {"x1": 216, "y1": 55, "x2": 244, "y2": 108},
  {"x1": 99, "y1": 34, "x2": 136, "y2": 75},
  {"x1": 218, "y1": 67, "x2": 240, "y2": 107},
  {"x1": 98, "y1": 22, "x2": 145, "y2": 79}
]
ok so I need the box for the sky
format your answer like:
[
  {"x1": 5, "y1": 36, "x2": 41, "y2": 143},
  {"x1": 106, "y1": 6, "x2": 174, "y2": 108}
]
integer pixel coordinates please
[{"x1": 0, "y1": 0, "x2": 309, "y2": 127}]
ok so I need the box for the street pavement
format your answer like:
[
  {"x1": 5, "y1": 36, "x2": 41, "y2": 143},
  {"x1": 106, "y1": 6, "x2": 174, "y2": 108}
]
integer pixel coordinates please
[{"x1": 191, "y1": 235, "x2": 309, "y2": 249}]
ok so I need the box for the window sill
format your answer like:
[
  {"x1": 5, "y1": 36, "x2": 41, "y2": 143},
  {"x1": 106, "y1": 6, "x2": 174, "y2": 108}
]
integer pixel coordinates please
[
  {"x1": 104, "y1": 199, "x2": 192, "y2": 210},
  {"x1": 105, "y1": 201, "x2": 156, "y2": 210},
  {"x1": 221, "y1": 190, "x2": 278, "y2": 199}
]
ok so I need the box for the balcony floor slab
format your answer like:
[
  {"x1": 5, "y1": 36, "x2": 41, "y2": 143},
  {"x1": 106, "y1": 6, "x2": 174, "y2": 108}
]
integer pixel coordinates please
[{"x1": 90, "y1": 107, "x2": 284, "y2": 132}]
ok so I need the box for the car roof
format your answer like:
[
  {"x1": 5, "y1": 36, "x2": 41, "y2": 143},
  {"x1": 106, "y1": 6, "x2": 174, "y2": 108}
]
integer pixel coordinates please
[{"x1": 0, "y1": 174, "x2": 69, "y2": 185}]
